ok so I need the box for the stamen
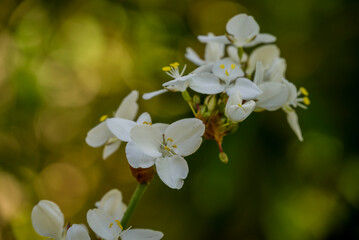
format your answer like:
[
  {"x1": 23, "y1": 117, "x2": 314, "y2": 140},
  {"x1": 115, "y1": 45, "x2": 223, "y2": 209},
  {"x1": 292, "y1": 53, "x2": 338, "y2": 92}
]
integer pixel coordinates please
[
  {"x1": 100, "y1": 115, "x2": 108, "y2": 122},
  {"x1": 303, "y1": 97, "x2": 310, "y2": 105},
  {"x1": 109, "y1": 223, "x2": 114, "y2": 228},
  {"x1": 238, "y1": 103, "x2": 243, "y2": 108},
  {"x1": 225, "y1": 70, "x2": 229, "y2": 76},
  {"x1": 164, "y1": 146, "x2": 171, "y2": 151},
  {"x1": 220, "y1": 64, "x2": 225, "y2": 69},
  {"x1": 172, "y1": 145, "x2": 177, "y2": 148},
  {"x1": 162, "y1": 66, "x2": 171, "y2": 72},
  {"x1": 167, "y1": 138, "x2": 173, "y2": 142},
  {"x1": 170, "y1": 62, "x2": 179, "y2": 68},
  {"x1": 299, "y1": 87, "x2": 309, "y2": 96},
  {"x1": 142, "y1": 121, "x2": 149, "y2": 125},
  {"x1": 115, "y1": 220, "x2": 123, "y2": 230},
  {"x1": 231, "y1": 64, "x2": 236, "y2": 69}
]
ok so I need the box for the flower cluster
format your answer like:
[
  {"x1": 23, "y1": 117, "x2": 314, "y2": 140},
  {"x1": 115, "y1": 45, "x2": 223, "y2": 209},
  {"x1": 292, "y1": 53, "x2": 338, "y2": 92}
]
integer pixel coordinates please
[
  {"x1": 31, "y1": 13, "x2": 310, "y2": 240},
  {"x1": 31, "y1": 189, "x2": 164, "y2": 240}
]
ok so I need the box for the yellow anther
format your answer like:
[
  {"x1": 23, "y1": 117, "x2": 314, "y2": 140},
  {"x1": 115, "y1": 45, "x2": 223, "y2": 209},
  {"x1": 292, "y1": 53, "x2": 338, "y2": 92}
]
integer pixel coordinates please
[
  {"x1": 300, "y1": 87, "x2": 309, "y2": 96},
  {"x1": 237, "y1": 103, "x2": 243, "y2": 108},
  {"x1": 115, "y1": 220, "x2": 123, "y2": 230},
  {"x1": 170, "y1": 62, "x2": 179, "y2": 68},
  {"x1": 162, "y1": 66, "x2": 171, "y2": 72},
  {"x1": 172, "y1": 145, "x2": 177, "y2": 148},
  {"x1": 303, "y1": 97, "x2": 310, "y2": 105},
  {"x1": 109, "y1": 223, "x2": 114, "y2": 228},
  {"x1": 100, "y1": 115, "x2": 108, "y2": 122},
  {"x1": 164, "y1": 146, "x2": 171, "y2": 151},
  {"x1": 225, "y1": 70, "x2": 229, "y2": 76},
  {"x1": 167, "y1": 138, "x2": 173, "y2": 142},
  {"x1": 231, "y1": 64, "x2": 236, "y2": 69},
  {"x1": 142, "y1": 121, "x2": 149, "y2": 125},
  {"x1": 220, "y1": 64, "x2": 225, "y2": 69}
]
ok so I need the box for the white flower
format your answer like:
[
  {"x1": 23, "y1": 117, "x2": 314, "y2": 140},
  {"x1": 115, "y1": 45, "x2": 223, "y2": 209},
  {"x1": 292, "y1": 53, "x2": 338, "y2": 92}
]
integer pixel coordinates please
[
  {"x1": 185, "y1": 33, "x2": 225, "y2": 66},
  {"x1": 126, "y1": 118, "x2": 205, "y2": 189},
  {"x1": 95, "y1": 189, "x2": 127, "y2": 221},
  {"x1": 198, "y1": 14, "x2": 276, "y2": 48},
  {"x1": 87, "y1": 208, "x2": 164, "y2": 240},
  {"x1": 225, "y1": 90, "x2": 256, "y2": 122},
  {"x1": 190, "y1": 58, "x2": 262, "y2": 99},
  {"x1": 66, "y1": 224, "x2": 90, "y2": 240},
  {"x1": 143, "y1": 62, "x2": 195, "y2": 100},
  {"x1": 31, "y1": 200, "x2": 65, "y2": 239},
  {"x1": 86, "y1": 90, "x2": 139, "y2": 159}
]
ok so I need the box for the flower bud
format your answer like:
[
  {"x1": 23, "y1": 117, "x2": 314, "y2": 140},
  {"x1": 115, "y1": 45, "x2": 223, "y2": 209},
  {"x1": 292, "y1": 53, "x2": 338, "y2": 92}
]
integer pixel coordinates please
[
  {"x1": 193, "y1": 95, "x2": 201, "y2": 105},
  {"x1": 219, "y1": 152, "x2": 228, "y2": 163},
  {"x1": 207, "y1": 95, "x2": 217, "y2": 111},
  {"x1": 31, "y1": 200, "x2": 64, "y2": 239},
  {"x1": 181, "y1": 91, "x2": 191, "y2": 102},
  {"x1": 95, "y1": 189, "x2": 127, "y2": 220}
]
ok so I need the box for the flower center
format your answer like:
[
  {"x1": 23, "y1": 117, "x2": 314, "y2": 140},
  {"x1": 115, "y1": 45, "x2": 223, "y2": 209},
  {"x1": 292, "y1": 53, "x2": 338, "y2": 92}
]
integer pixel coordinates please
[
  {"x1": 220, "y1": 63, "x2": 236, "y2": 77},
  {"x1": 109, "y1": 219, "x2": 123, "y2": 230},
  {"x1": 162, "y1": 62, "x2": 186, "y2": 79}
]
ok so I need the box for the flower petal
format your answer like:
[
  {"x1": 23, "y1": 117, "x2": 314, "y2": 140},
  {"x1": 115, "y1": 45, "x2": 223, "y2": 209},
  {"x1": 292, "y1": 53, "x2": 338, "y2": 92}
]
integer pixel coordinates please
[
  {"x1": 204, "y1": 33, "x2": 225, "y2": 63},
  {"x1": 164, "y1": 118, "x2": 205, "y2": 157},
  {"x1": 243, "y1": 33, "x2": 276, "y2": 47},
  {"x1": 66, "y1": 224, "x2": 90, "y2": 240},
  {"x1": 225, "y1": 91, "x2": 255, "y2": 122},
  {"x1": 136, "y1": 112, "x2": 152, "y2": 125},
  {"x1": 189, "y1": 73, "x2": 225, "y2": 94},
  {"x1": 106, "y1": 118, "x2": 136, "y2": 142},
  {"x1": 95, "y1": 189, "x2": 127, "y2": 221},
  {"x1": 227, "y1": 77, "x2": 262, "y2": 100},
  {"x1": 226, "y1": 14, "x2": 259, "y2": 46},
  {"x1": 31, "y1": 200, "x2": 64, "y2": 239},
  {"x1": 256, "y1": 82, "x2": 290, "y2": 111},
  {"x1": 198, "y1": 34, "x2": 230, "y2": 44},
  {"x1": 152, "y1": 123, "x2": 169, "y2": 134},
  {"x1": 247, "y1": 44, "x2": 280, "y2": 75},
  {"x1": 212, "y1": 58, "x2": 244, "y2": 82},
  {"x1": 227, "y1": 46, "x2": 240, "y2": 63},
  {"x1": 103, "y1": 140, "x2": 122, "y2": 160},
  {"x1": 121, "y1": 229, "x2": 164, "y2": 240},
  {"x1": 142, "y1": 89, "x2": 168, "y2": 100},
  {"x1": 253, "y1": 61, "x2": 264, "y2": 85},
  {"x1": 185, "y1": 47, "x2": 205, "y2": 66},
  {"x1": 87, "y1": 209, "x2": 119, "y2": 240},
  {"x1": 125, "y1": 141, "x2": 156, "y2": 168},
  {"x1": 284, "y1": 108, "x2": 303, "y2": 141},
  {"x1": 86, "y1": 121, "x2": 113, "y2": 147},
  {"x1": 155, "y1": 155, "x2": 189, "y2": 189},
  {"x1": 130, "y1": 125, "x2": 162, "y2": 158},
  {"x1": 115, "y1": 90, "x2": 139, "y2": 120}
]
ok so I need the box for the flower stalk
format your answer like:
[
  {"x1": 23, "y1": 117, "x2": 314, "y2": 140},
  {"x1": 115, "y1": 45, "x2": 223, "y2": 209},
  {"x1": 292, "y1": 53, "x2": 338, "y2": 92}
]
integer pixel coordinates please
[{"x1": 121, "y1": 183, "x2": 149, "y2": 229}]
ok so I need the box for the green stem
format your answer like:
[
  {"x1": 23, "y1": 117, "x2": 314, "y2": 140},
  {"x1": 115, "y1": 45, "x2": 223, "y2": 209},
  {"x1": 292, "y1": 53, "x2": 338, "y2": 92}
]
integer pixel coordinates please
[
  {"x1": 187, "y1": 101, "x2": 197, "y2": 116},
  {"x1": 121, "y1": 183, "x2": 149, "y2": 229}
]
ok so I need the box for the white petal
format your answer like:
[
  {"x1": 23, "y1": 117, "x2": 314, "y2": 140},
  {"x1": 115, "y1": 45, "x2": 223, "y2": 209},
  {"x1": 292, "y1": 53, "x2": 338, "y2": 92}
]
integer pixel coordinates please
[
  {"x1": 130, "y1": 125, "x2": 162, "y2": 158},
  {"x1": 162, "y1": 74, "x2": 194, "y2": 92},
  {"x1": 204, "y1": 33, "x2": 225, "y2": 63},
  {"x1": 121, "y1": 229, "x2": 164, "y2": 240},
  {"x1": 136, "y1": 112, "x2": 152, "y2": 125},
  {"x1": 95, "y1": 189, "x2": 127, "y2": 221},
  {"x1": 87, "y1": 209, "x2": 119, "y2": 240},
  {"x1": 243, "y1": 33, "x2": 276, "y2": 47},
  {"x1": 185, "y1": 47, "x2": 205, "y2": 66},
  {"x1": 189, "y1": 73, "x2": 225, "y2": 94},
  {"x1": 125, "y1": 141, "x2": 156, "y2": 168},
  {"x1": 247, "y1": 44, "x2": 280, "y2": 75},
  {"x1": 165, "y1": 118, "x2": 205, "y2": 157},
  {"x1": 265, "y1": 58, "x2": 287, "y2": 82},
  {"x1": 256, "y1": 82, "x2": 290, "y2": 111},
  {"x1": 198, "y1": 34, "x2": 230, "y2": 44},
  {"x1": 227, "y1": 46, "x2": 240, "y2": 63},
  {"x1": 86, "y1": 121, "x2": 113, "y2": 147},
  {"x1": 227, "y1": 77, "x2": 262, "y2": 100},
  {"x1": 115, "y1": 90, "x2": 139, "y2": 120},
  {"x1": 212, "y1": 58, "x2": 244, "y2": 82},
  {"x1": 31, "y1": 200, "x2": 64, "y2": 239},
  {"x1": 66, "y1": 224, "x2": 90, "y2": 240},
  {"x1": 253, "y1": 61, "x2": 264, "y2": 85},
  {"x1": 106, "y1": 118, "x2": 136, "y2": 142},
  {"x1": 103, "y1": 140, "x2": 122, "y2": 160},
  {"x1": 284, "y1": 109, "x2": 303, "y2": 141},
  {"x1": 152, "y1": 123, "x2": 169, "y2": 134},
  {"x1": 155, "y1": 155, "x2": 189, "y2": 189},
  {"x1": 283, "y1": 79, "x2": 298, "y2": 106},
  {"x1": 225, "y1": 91, "x2": 255, "y2": 122},
  {"x1": 142, "y1": 89, "x2": 168, "y2": 100},
  {"x1": 191, "y1": 64, "x2": 213, "y2": 74},
  {"x1": 226, "y1": 14, "x2": 259, "y2": 46}
]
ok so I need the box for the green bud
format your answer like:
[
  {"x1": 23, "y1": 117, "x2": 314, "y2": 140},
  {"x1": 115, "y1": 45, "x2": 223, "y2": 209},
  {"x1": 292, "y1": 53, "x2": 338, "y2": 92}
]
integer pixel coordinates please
[
  {"x1": 193, "y1": 95, "x2": 201, "y2": 105},
  {"x1": 207, "y1": 95, "x2": 217, "y2": 111},
  {"x1": 219, "y1": 152, "x2": 228, "y2": 163},
  {"x1": 182, "y1": 91, "x2": 191, "y2": 102}
]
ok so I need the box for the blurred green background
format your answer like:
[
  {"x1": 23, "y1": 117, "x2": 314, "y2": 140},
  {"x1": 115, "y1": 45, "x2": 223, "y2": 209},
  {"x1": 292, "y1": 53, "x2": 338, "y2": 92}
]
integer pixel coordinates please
[{"x1": 0, "y1": 0, "x2": 358, "y2": 239}]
